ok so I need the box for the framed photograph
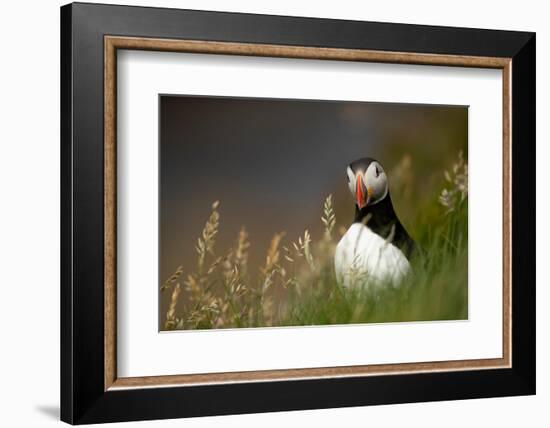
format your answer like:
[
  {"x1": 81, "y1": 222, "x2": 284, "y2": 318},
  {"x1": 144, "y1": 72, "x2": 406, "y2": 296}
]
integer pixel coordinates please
[{"x1": 60, "y1": 2, "x2": 535, "y2": 424}]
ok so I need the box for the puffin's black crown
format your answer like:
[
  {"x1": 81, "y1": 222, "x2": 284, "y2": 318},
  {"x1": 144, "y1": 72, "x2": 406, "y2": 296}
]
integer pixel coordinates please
[{"x1": 349, "y1": 157, "x2": 378, "y2": 173}]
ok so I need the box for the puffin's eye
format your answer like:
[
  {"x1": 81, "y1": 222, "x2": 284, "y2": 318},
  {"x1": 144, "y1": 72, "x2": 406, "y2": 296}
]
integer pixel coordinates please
[{"x1": 374, "y1": 165, "x2": 380, "y2": 178}]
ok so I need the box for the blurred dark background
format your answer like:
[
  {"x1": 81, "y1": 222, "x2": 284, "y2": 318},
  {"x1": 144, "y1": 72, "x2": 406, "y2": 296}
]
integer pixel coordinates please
[{"x1": 159, "y1": 95, "x2": 467, "y2": 318}]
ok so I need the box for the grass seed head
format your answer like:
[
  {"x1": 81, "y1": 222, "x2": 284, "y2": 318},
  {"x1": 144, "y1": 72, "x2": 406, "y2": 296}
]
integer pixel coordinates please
[
  {"x1": 160, "y1": 265, "x2": 183, "y2": 292},
  {"x1": 164, "y1": 282, "x2": 182, "y2": 329},
  {"x1": 321, "y1": 194, "x2": 336, "y2": 241},
  {"x1": 439, "y1": 151, "x2": 468, "y2": 214}
]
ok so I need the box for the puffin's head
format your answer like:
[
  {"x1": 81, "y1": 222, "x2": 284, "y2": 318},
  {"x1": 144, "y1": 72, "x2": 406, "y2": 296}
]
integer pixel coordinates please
[{"x1": 346, "y1": 157, "x2": 389, "y2": 209}]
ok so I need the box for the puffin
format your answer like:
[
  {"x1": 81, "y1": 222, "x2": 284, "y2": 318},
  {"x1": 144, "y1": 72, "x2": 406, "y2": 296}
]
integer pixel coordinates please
[{"x1": 334, "y1": 157, "x2": 416, "y2": 288}]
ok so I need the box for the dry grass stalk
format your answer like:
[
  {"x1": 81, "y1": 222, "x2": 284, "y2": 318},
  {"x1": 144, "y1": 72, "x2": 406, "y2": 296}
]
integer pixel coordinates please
[
  {"x1": 234, "y1": 227, "x2": 250, "y2": 274},
  {"x1": 385, "y1": 224, "x2": 396, "y2": 245},
  {"x1": 361, "y1": 213, "x2": 372, "y2": 226},
  {"x1": 176, "y1": 202, "x2": 224, "y2": 329},
  {"x1": 164, "y1": 282, "x2": 181, "y2": 330},
  {"x1": 292, "y1": 230, "x2": 315, "y2": 270},
  {"x1": 348, "y1": 254, "x2": 364, "y2": 288},
  {"x1": 222, "y1": 265, "x2": 247, "y2": 326},
  {"x1": 263, "y1": 232, "x2": 284, "y2": 274},
  {"x1": 439, "y1": 151, "x2": 468, "y2": 213},
  {"x1": 260, "y1": 232, "x2": 285, "y2": 293},
  {"x1": 321, "y1": 194, "x2": 336, "y2": 241},
  {"x1": 196, "y1": 200, "x2": 220, "y2": 272},
  {"x1": 160, "y1": 265, "x2": 183, "y2": 292},
  {"x1": 390, "y1": 154, "x2": 413, "y2": 201}
]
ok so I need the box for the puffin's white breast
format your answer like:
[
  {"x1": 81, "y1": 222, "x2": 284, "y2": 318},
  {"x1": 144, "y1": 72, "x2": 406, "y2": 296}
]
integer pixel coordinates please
[{"x1": 334, "y1": 223, "x2": 410, "y2": 288}]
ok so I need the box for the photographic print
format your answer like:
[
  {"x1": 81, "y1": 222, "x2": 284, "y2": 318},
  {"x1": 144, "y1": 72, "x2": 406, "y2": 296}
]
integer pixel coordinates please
[{"x1": 159, "y1": 95, "x2": 468, "y2": 331}]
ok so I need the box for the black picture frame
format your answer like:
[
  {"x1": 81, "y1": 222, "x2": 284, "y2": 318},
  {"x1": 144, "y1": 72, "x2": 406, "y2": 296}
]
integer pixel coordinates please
[{"x1": 61, "y1": 2, "x2": 535, "y2": 424}]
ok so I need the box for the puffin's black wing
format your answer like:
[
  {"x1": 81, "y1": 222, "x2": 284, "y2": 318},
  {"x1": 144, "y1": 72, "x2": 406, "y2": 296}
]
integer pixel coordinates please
[
  {"x1": 391, "y1": 222, "x2": 418, "y2": 260},
  {"x1": 354, "y1": 193, "x2": 418, "y2": 260}
]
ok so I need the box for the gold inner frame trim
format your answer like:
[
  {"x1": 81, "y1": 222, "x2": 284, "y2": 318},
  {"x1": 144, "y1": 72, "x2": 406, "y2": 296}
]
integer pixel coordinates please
[{"x1": 104, "y1": 35, "x2": 512, "y2": 391}]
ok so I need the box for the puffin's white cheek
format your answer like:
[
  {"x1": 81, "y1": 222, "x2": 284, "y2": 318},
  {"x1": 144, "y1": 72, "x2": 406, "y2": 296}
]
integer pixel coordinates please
[
  {"x1": 367, "y1": 173, "x2": 388, "y2": 203},
  {"x1": 373, "y1": 174, "x2": 388, "y2": 201},
  {"x1": 347, "y1": 168, "x2": 356, "y2": 196},
  {"x1": 373, "y1": 178, "x2": 383, "y2": 196},
  {"x1": 348, "y1": 180, "x2": 355, "y2": 196}
]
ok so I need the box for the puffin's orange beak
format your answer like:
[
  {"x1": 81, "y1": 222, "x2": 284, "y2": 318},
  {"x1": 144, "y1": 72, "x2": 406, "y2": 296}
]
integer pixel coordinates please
[{"x1": 356, "y1": 174, "x2": 368, "y2": 209}]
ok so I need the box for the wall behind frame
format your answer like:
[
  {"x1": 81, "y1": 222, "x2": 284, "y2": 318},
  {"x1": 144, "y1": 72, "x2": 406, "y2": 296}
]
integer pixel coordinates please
[{"x1": 0, "y1": 0, "x2": 545, "y2": 427}]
